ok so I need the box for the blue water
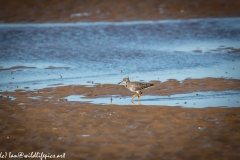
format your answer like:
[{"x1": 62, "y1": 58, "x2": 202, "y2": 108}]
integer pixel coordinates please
[
  {"x1": 0, "y1": 18, "x2": 240, "y2": 92},
  {"x1": 66, "y1": 91, "x2": 240, "y2": 108}
]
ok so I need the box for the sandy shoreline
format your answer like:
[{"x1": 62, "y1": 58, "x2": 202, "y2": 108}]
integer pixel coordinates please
[{"x1": 1, "y1": 78, "x2": 240, "y2": 159}]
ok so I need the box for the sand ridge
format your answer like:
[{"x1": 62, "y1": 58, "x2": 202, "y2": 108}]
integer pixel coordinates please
[{"x1": 1, "y1": 0, "x2": 240, "y2": 23}]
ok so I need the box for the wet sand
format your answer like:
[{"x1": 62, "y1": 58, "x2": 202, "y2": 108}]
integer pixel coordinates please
[
  {"x1": 1, "y1": 100, "x2": 240, "y2": 159},
  {"x1": 1, "y1": 0, "x2": 240, "y2": 159},
  {"x1": 1, "y1": 78, "x2": 240, "y2": 159}
]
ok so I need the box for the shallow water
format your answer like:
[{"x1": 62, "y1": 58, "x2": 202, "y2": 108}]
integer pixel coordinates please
[
  {"x1": 0, "y1": 18, "x2": 240, "y2": 92},
  {"x1": 66, "y1": 90, "x2": 240, "y2": 108}
]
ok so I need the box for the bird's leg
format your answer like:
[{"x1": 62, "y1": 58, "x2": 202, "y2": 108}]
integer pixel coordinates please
[
  {"x1": 138, "y1": 91, "x2": 143, "y2": 101},
  {"x1": 137, "y1": 94, "x2": 141, "y2": 101},
  {"x1": 131, "y1": 94, "x2": 138, "y2": 100}
]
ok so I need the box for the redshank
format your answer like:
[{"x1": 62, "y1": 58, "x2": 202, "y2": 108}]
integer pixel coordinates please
[{"x1": 118, "y1": 77, "x2": 154, "y2": 101}]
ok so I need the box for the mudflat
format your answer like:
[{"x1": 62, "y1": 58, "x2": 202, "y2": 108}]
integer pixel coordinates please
[
  {"x1": 1, "y1": 0, "x2": 240, "y2": 159},
  {"x1": 1, "y1": 78, "x2": 240, "y2": 159}
]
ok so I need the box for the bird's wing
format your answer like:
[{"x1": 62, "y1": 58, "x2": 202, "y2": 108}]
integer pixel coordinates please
[{"x1": 132, "y1": 82, "x2": 154, "y2": 91}]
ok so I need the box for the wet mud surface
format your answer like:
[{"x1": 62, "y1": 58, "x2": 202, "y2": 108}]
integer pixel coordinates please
[
  {"x1": 1, "y1": 87, "x2": 240, "y2": 159},
  {"x1": 1, "y1": 78, "x2": 240, "y2": 159},
  {"x1": 1, "y1": 0, "x2": 240, "y2": 159}
]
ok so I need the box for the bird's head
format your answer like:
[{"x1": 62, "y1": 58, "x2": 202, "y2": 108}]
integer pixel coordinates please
[{"x1": 118, "y1": 77, "x2": 130, "y2": 84}]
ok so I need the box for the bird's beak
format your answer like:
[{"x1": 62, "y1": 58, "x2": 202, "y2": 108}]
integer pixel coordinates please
[{"x1": 118, "y1": 81, "x2": 122, "y2": 84}]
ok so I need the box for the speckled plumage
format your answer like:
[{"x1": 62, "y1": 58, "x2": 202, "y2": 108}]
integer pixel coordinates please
[{"x1": 118, "y1": 77, "x2": 154, "y2": 100}]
